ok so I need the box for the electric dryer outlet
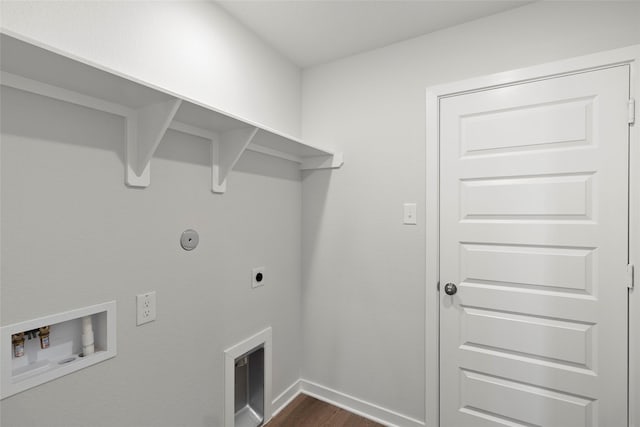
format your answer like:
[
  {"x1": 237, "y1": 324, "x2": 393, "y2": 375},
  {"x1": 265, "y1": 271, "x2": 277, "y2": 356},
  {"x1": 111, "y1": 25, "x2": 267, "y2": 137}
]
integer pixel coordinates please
[{"x1": 252, "y1": 267, "x2": 265, "y2": 288}]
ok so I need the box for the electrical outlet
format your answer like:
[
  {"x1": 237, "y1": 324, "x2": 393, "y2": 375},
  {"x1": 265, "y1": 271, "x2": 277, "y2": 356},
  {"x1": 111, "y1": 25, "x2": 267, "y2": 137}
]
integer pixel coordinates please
[
  {"x1": 252, "y1": 267, "x2": 266, "y2": 288},
  {"x1": 136, "y1": 291, "x2": 156, "y2": 326}
]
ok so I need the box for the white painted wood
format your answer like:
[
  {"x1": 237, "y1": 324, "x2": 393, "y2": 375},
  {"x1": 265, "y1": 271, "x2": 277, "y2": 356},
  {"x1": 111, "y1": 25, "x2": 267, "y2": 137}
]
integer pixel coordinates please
[
  {"x1": 629, "y1": 49, "x2": 640, "y2": 427},
  {"x1": 0, "y1": 301, "x2": 116, "y2": 399},
  {"x1": 425, "y1": 89, "x2": 441, "y2": 427},
  {"x1": 459, "y1": 370, "x2": 594, "y2": 427},
  {"x1": 426, "y1": 45, "x2": 640, "y2": 427},
  {"x1": 300, "y1": 380, "x2": 426, "y2": 427},
  {"x1": 0, "y1": 71, "x2": 132, "y2": 117},
  {"x1": 169, "y1": 120, "x2": 217, "y2": 141},
  {"x1": 439, "y1": 66, "x2": 629, "y2": 426},
  {"x1": 168, "y1": 120, "x2": 312, "y2": 164},
  {"x1": 461, "y1": 306, "x2": 594, "y2": 367},
  {"x1": 0, "y1": 32, "x2": 343, "y2": 191},
  {"x1": 1, "y1": 68, "x2": 329, "y2": 169},
  {"x1": 3, "y1": 66, "x2": 341, "y2": 191},
  {"x1": 125, "y1": 99, "x2": 182, "y2": 187},
  {"x1": 246, "y1": 144, "x2": 302, "y2": 164},
  {"x1": 224, "y1": 328, "x2": 272, "y2": 427},
  {"x1": 210, "y1": 141, "x2": 225, "y2": 193},
  {"x1": 460, "y1": 98, "x2": 590, "y2": 156},
  {"x1": 167, "y1": 122, "x2": 310, "y2": 192},
  {"x1": 460, "y1": 244, "x2": 595, "y2": 293},
  {"x1": 124, "y1": 116, "x2": 149, "y2": 187},
  {"x1": 212, "y1": 127, "x2": 259, "y2": 193},
  {"x1": 461, "y1": 174, "x2": 593, "y2": 220},
  {"x1": 248, "y1": 126, "x2": 340, "y2": 164},
  {"x1": 271, "y1": 380, "x2": 302, "y2": 418},
  {"x1": 300, "y1": 152, "x2": 344, "y2": 170}
]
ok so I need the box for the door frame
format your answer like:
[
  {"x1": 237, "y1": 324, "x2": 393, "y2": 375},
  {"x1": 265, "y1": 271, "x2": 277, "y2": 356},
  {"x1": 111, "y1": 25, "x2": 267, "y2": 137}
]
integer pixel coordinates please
[{"x1": 425, "y1": 44, "x2": 640, "y2": 427}]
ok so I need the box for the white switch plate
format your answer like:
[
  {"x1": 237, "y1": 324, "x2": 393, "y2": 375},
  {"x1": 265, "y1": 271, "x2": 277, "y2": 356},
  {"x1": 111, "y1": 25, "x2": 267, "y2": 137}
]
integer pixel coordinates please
[
  {"x1": 252, "y1": 267, "x2": 266, "y2": 288},
  {"x1": 136, "y1": 291, "x2": 156, "y2": 326},
  {"x1": 403, "y1": 203, "x2": 417, "y2": 225}
]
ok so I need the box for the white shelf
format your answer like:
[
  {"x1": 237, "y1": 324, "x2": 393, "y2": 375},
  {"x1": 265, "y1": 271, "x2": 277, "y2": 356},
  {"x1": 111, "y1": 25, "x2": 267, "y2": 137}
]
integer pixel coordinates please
[
  {"x1": 0, "y1": 32, "x2": 343, "y2": 193},
  {"x1": 0, "y1": 301, "x2": 117, "y2": 399}
]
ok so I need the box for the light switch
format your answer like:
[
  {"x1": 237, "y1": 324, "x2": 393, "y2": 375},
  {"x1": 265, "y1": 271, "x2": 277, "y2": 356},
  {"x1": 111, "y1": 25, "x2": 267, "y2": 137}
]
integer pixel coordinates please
[{"x1": 403, "y1": 203, "x2": 417, "y2": 225}]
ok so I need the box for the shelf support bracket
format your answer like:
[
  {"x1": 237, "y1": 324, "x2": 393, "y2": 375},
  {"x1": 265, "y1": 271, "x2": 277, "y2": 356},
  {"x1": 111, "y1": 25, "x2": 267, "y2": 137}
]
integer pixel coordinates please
[
  {"x1": 212, "y1": 127, "x2": 260, "y2": 193},
  {"x1": 300, "y1": 152, "x2": 344, "y2": 170},
  {"x1": 126, "y1": 98, "x2": 182, "y2": 187}
]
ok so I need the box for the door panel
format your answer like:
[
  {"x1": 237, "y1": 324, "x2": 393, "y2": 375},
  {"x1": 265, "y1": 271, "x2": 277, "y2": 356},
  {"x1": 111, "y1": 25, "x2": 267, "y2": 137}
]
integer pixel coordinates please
[
  {"x1": 460, "y1": 174, "x2": 594, "y2": 220},
  {"x1": 460, "y1": 243, "x2": 595, "y2": 293},
  {"x1": 460, "y1": 98, "x2": 592, "y2": 156},
  {"x1": 460, "y1": 369, "x2": 594, "y2": 427},
  {"x1": 440, "y1": 66, "x2": 629, "y2": 426},
  {"x1": 460, "y1": 306, "x2": 594, "y2": 368}
]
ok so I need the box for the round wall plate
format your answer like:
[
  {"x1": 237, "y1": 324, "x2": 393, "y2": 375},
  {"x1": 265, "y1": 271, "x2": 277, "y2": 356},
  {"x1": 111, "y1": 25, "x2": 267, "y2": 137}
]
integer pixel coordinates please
[{"x1": 180, "y1": 229, "x2": 199, "y2": 251}]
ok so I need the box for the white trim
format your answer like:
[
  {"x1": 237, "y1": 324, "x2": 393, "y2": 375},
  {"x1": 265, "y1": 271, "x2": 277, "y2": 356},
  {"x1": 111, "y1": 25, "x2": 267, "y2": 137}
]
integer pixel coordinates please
[
  {"x1": 428, "y1": 45, "x2": 639, "y2": 101},
  {"x1": 165, "y1": 122, "x2": 307, "y2": 165},
  {"x1": 246, "y1": 144, "x2": 302, "y2": 164},
  {"x1": 0, "y1": 71, "x2": 132, "y2": 117},
  {"x1": 424, "y1": 88, "x2": 440, "y2": 427},
  {"x1": 0, "y1": 72, "x2": 305, "y2": 168},
  {"x1": 0, "y1": 28, "x2": 304, "y2": 149},
  {"x1": 300, "y1": 152, "x2": 345, "y2": 170},
  {"x1": 271, "y1": 379, "x2": 302, "y2": 418},
  {"x1": 213, "y1": 127, "x2": 260, "y2": 194},
  {"x1": 0, "y1": 30, "x2": 343, "y2": 169},
  {"x1": 1, "y1": 67, "x2": 342, "y2": 187},
  {"x1": 300, "y1": 379, "x2": 425, "y2": 427},
  {"x1": 223, "y1": 327, "x2": 272, "y2": 427},
  {"x1": 125, "y1": 98, "x2": 182, "y2": 187},
  {"x1": 628, "y1": 46, "x2": 640, "y2": 427},
  {"x1": 426, "y1": 44, "x2": 640, "y2": 427},
  {"x1": 168, "y1": 120, "x2": 217, "y2": 141}
]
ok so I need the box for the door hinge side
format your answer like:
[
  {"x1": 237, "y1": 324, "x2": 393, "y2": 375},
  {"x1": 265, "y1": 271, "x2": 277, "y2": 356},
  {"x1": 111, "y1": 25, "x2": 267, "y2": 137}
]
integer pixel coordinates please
[
  {"x1": 629, "y1": 98, "x2": 636, "y2": 125},
  {"x1": 627, "y1": 264, "x2": 635, "y2": 289}
]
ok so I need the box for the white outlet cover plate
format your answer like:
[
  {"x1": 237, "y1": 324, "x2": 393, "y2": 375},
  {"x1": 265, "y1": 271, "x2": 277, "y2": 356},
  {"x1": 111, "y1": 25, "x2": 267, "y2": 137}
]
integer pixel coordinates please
[
  {"x1": 136, "y1": 291, "x2": 157, "y2": 326},
  {"x1": 252, "y1": 267, "x2": 266, "y2": 288},
  {"x1": 403, "y1": 203, "x2": 417, "y2": 225}
]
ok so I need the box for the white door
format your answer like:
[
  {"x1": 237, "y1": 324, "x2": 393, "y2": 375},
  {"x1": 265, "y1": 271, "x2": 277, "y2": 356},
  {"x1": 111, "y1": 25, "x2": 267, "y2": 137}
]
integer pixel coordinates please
[{"x1": 439, "y1": 66, "x2": 630, "y2": 426}]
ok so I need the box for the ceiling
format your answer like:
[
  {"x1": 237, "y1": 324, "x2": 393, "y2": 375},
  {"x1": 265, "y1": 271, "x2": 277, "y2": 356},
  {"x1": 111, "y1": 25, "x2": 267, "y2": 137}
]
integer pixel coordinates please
[{"x1": 217, "y1": 0, "x2": 533, "y2": 68}]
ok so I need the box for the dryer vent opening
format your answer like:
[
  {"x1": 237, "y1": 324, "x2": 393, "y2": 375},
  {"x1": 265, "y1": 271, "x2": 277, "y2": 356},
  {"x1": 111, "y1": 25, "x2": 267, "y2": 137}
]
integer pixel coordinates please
[
  {"x1": 224, "y1": 327, "x2": 272, "y2": 427},
  {"x1": 234, "y1": 346, "x2": 264, "y2": 427}
]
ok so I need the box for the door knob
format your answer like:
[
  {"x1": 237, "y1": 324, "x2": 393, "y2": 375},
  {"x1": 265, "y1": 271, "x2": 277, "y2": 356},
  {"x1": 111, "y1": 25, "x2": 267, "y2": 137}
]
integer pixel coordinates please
[{"x1": 444, "y1": 283, "x2": 457, "y2": 295}]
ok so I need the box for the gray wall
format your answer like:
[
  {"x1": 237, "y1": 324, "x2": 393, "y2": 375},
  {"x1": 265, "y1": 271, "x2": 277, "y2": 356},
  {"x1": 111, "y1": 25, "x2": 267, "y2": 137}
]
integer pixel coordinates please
[
  {"x1": 301, "y1": 1, "x2": 640, "y2": 423},
  {"x1": 1, "y1": 2, "x2": 304, "y2": 426},
  {"x1": 0, "y1": 0, "x2": 302, "y2": 137},
  {"x1": 3, "y1": 1, "x2": 640, "y2": 426},
  {"x1": 0, "y1": 86, "x2": 302, "y2": 426}
]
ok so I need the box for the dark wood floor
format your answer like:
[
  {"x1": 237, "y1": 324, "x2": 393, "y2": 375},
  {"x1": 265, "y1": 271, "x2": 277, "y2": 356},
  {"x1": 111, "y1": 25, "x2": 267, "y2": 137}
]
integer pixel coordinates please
[{"x1": 266, "y1": 394, "x2": 384, "y2": 427}]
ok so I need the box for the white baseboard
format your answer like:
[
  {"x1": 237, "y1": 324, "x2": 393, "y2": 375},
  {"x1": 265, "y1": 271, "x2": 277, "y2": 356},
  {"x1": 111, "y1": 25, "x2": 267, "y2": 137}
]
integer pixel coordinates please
[
  {"x1": 300, "y1": 379, "x2": 425, "y2": 427},
  {"x1": 271, "y1": 379, "x2": 302, "y2": 418}
]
